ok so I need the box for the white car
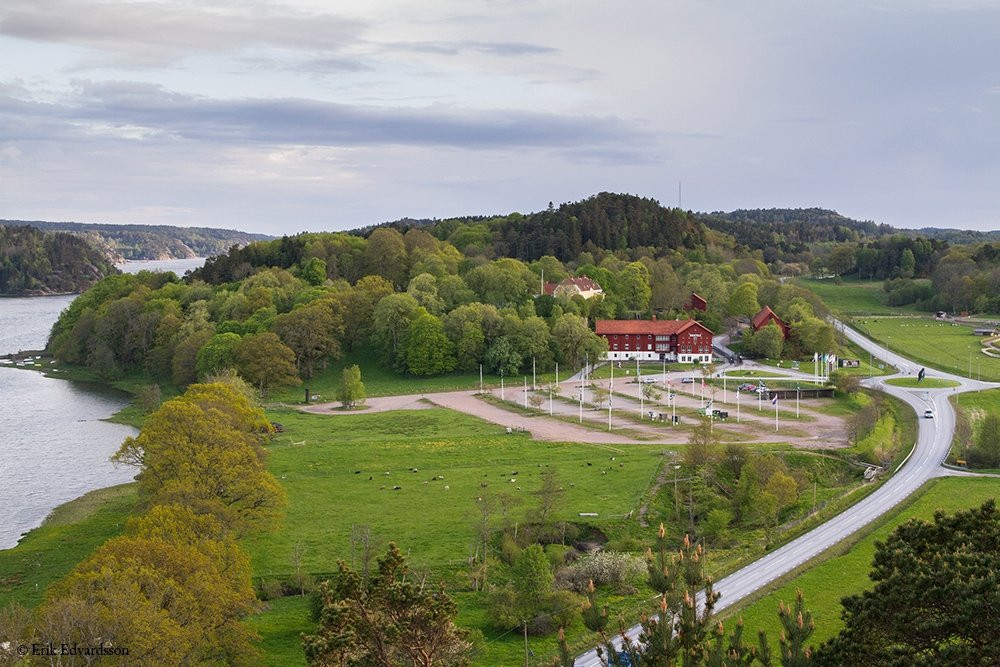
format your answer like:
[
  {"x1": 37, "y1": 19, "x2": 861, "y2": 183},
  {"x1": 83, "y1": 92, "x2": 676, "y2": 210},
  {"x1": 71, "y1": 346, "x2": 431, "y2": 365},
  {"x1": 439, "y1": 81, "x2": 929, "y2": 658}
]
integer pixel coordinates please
[{"x1": 924, "y1": 409, "x2": 935, "y2": 419}]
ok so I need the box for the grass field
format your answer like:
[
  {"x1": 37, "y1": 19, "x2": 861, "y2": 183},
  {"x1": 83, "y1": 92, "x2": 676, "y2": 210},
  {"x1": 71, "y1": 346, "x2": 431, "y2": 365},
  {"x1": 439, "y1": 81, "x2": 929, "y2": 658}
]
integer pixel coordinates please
[
  {"x1": 243, "y1": 408, "x2": 664, "y2": 576},
  {"x1": 0, "y1": 484, "x2": 136, "y2": 609},
  {"x1": 885, "y1": 377, "x2": 960, "y2": 388},
  {"x1": 269, "y1": 349, "x2": 569, "y2": 404},
  {"x1": 850, "y1": 317, "x2": 1000, "y2": 381},
  {"x1": 725, "y1": 476, "x2": 1000, "y2": 653},
  {"x1": 242, "y1": 407, "x2": 669, "y2": 665},
  {"x1": 794, "y1": 277, "x2": 927, "y2": 316}
]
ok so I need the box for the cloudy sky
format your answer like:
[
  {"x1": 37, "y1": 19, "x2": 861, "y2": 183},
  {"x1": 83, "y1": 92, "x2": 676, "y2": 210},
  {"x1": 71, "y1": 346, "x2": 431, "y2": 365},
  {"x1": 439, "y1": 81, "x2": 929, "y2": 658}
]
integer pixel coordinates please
[{"x1": 1, "y1": 0, "x2": 999, "y2": 234}]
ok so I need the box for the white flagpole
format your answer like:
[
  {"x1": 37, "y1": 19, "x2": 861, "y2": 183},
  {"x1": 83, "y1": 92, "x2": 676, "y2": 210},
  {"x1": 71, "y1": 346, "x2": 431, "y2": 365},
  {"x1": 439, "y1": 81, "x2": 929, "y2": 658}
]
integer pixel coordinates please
[
  {"x1": 609, "y1": 363, "x2": 613, "y2": 431},
  {"x1": 524, "y1": 377, "x2": 527, "y2": 408},
  {"x1": 737, "y1": 388, "x2": 741, "y2": 423},
  {"x1": 532, "y1": 357, "x2": 536, "y2": 390},
  {"x1": 552, "y1": 362, "x2": 558, "y2": 416},
  {"x1": 501, "y1": 376, "x2": 504, "y2": 401},
  {"x1": 479, "y1": 364, "x2": 483, "y2": 393},
  {"x1": 723, "y1": 373, "x2": 727, "y2": 404},
  {"x1": 796, "y1": 386, "x2": 800, "y2": 418},
  {"x1": 774, "y1": 397, "x2": 778, "y2": 432}
]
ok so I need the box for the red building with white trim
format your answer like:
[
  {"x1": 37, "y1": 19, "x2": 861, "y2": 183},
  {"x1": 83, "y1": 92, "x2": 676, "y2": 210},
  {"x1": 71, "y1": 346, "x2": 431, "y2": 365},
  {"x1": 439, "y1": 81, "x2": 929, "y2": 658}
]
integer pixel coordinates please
[{"x1": 595, "y1": 318, "x2": 714, "y2": 364}]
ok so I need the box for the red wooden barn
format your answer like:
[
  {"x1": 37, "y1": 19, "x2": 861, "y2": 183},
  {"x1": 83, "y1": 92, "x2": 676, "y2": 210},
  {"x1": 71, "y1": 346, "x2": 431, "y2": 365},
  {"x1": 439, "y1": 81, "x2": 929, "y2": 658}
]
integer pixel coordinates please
[{"x1": 750, "y1": 306, "x2": 789, "y2": 339}]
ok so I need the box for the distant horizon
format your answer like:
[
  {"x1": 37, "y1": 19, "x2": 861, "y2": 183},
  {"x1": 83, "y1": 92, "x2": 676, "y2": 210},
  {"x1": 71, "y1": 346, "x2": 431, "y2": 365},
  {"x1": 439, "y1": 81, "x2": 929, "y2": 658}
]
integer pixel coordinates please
[{"x1": 2, "y1": 199, "x2": 995, "y2": 238}]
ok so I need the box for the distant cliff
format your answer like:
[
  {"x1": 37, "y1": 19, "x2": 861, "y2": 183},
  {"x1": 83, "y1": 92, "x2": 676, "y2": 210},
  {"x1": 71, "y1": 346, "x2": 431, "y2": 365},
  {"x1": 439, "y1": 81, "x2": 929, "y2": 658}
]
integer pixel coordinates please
[
  {"x1": 0, "y1": 224, "x2": 119, "y2": 295},
  {"x1": 3, "y1": 220, "x2": 272, "y2": 262}
]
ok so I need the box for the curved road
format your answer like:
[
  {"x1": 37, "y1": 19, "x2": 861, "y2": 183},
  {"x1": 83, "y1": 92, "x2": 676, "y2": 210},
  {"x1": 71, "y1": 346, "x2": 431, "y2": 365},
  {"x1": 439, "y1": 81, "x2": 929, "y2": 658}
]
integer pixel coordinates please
[{"x1": 575, "y1": 321, "x2": 998, "y2": 665}]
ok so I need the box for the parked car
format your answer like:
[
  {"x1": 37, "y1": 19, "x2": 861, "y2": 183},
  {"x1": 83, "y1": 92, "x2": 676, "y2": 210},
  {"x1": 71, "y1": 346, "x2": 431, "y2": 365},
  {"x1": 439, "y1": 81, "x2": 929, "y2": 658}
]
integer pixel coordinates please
[{"x1": 681, "y1": 377, "x2": 695, "y2": 384}]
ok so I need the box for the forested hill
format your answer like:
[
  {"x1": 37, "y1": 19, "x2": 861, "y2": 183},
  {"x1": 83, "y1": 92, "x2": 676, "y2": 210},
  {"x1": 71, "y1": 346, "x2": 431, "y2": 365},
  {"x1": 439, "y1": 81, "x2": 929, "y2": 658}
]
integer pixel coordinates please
[
  {"x1": 0, "y1": 224, "x2": 119, "y2": 295},
  {"x1": 4, "y1": 220, "x2": 271, "y2": 261},
  {"x1": 695, "y1": 208, "x2": 893, "y2": 258},
  {"x1": 379, "y1": 192, "x2": 707, "y2": 262}
]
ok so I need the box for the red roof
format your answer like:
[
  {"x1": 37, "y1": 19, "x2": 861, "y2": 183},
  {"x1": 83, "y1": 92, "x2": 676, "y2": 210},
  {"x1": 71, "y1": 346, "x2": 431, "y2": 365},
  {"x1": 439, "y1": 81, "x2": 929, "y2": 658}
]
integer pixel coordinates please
[
  {"x1": 595, "y1": 319, "x2": 712, "y2": 336},
  {"x1": 563, "y1": 276, "x2": 601, "y2": 291},
  {"x1": 542, "y1": 282, "x2": 558, "y2": 295},
  {"x1": 751, "y1": 306, "x2": 785, "y2": 330}
]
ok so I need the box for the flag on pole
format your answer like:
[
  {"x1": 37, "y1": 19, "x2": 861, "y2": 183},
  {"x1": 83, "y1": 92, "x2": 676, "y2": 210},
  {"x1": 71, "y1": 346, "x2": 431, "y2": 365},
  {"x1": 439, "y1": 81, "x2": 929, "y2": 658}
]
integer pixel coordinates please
[{"x1": 771, "y1": 395, "x2": 778, "y2": 406}]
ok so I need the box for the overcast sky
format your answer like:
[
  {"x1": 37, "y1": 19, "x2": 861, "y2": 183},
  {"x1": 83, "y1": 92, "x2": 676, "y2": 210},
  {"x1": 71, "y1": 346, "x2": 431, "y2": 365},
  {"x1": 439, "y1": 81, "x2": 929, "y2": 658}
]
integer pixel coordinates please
[{"x1": 1, "y1": 0, "x2": 999, "y2": 234}]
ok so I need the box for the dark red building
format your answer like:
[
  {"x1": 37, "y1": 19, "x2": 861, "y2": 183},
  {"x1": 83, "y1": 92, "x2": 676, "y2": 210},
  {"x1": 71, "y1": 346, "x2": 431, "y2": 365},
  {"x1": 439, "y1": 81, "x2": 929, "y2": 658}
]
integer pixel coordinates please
[
  {"x1": 595, "y1": 318, "x2": 714, "y2": 364},
  {"x1": 686, "y1": 292, "x2": 708, "y2": 312},
  {"x1": 751, "y1": 306, "x2": 789, "y2": 339}
]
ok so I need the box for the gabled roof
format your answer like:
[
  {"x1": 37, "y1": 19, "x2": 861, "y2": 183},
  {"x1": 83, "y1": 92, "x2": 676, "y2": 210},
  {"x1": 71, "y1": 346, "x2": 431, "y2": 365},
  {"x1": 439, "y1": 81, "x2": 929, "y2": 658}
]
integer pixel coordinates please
[
  {"x1": 561, "y1": 276, "x2": 602, "y2": 291},
  {"x1": 595, "y1": 319, "x2": 713, "y2": 336},
  {"x1": 690, "y1": 292, "x2": 706, "y2": 303},
  {"x1": 542, "y1": 282, "x2": 558, "y2": 295},
  {"x1": 751, "y1": 305, "x2": 785, "y2": 330}
]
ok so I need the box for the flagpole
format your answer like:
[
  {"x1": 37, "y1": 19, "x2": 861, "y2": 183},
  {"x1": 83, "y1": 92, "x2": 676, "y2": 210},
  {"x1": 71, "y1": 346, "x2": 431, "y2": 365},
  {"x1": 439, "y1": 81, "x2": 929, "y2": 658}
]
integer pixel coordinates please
[
  {"x1": 479, "y1": 364, "x2": 483, "y2": 393},
  {"x1": 737, "y1": 388, "x2": 741, "y2": 423},
  {"x1": 552, "y1": 363, "x2": 558, "y2": 416},
  {"x1": 524, "y1": 377, "x2": 527, "y2": 408},
  {"x1": 609, "y1": 363, "x2": 613, "y2": 431},
  {"x1": 774, "y1": 396, "x2": 778, "y2": 432},
  {"x1": 796, "y1": 385, "x2": 800, "y2": 419}
]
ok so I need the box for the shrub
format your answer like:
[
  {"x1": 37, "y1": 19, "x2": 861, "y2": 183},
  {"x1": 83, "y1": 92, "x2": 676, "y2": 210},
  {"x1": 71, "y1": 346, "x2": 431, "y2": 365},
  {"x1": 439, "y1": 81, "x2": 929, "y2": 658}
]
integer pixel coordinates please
[{"x1": 556, "y1": 551, "x2": 646, "y2": 593}]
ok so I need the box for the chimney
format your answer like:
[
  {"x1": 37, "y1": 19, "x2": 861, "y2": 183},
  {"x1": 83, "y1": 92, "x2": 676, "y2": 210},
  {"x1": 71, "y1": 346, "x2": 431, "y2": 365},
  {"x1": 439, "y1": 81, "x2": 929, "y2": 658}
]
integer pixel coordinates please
[{"x1": 651, "y1": 314, "x2": 657, "y2": 321}]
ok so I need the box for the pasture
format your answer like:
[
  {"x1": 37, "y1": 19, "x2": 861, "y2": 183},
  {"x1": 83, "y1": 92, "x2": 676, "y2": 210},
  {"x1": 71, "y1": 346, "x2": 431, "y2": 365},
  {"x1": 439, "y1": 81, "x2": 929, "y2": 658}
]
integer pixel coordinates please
[
  {"x1": 794, "y1": 277, "x2": 926, "y2": 316},
  {"x1": 851, "y1": 317, "x2": 1000, "y2": 381}
]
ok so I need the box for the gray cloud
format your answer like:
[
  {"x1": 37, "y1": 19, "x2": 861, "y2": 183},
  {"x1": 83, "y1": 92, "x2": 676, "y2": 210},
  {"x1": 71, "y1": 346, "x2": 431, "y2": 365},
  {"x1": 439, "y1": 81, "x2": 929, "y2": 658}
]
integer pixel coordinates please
[
  {"x1": 0, "y1": 0, "x2": 365, "y2": 65},
  {"x1": 390, "y1": 40, "x2": 557, "y2": 57},
  {"x1": 0, "y1": 79, "x2": 649, "y2": 153}
]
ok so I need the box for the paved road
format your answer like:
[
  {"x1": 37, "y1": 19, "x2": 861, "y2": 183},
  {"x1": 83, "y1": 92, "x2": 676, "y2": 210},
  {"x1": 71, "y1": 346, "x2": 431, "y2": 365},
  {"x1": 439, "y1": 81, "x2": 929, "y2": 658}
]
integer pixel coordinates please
[{"x1": 574, "y1": 321, "x2": 999, "y2": 665}]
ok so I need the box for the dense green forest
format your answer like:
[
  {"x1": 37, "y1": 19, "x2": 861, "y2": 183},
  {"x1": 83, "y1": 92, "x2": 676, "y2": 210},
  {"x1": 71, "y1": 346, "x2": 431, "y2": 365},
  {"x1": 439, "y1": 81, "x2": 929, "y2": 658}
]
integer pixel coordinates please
[
  {"x1": 0, "y1": 224, "x2": 118, "y2": 295},
  {"x1": 5, "y1": 219, "x2": 271, "y2": 261}
]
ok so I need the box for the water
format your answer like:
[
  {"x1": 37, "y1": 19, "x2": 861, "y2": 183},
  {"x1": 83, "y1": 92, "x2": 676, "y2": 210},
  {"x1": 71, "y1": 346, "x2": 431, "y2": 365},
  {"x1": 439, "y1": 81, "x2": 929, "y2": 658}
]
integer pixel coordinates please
[
  {"x1": 0, "y1": 258, "x2": 201, "y2": 549},
  {"x1": 116, "y1": 256, "x2": 205, "y2": 275}
]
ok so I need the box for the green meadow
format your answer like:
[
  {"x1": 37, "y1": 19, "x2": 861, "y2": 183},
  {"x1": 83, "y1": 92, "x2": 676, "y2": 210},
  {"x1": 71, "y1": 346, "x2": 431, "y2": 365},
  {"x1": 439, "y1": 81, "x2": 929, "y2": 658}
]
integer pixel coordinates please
[
  {"x1": 794, "y1": 277, "x2": 927, "y2": 316},
  {"x1": 725, "y1": 476, "x2": 1000, "y2": 653},
  {"x1": 851, "y1": 317, "x2": 1000, "y2": 381},
  {"x1": 268, "y1": 348, "x2": 569, "y2": 404}
]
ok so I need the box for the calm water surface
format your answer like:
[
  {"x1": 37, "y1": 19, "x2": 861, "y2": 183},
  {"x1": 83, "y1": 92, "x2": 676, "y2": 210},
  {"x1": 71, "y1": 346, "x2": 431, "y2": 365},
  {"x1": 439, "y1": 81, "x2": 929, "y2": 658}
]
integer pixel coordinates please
[{"x1": 0, "y1": 258, "x2": 204, "y2": 548}]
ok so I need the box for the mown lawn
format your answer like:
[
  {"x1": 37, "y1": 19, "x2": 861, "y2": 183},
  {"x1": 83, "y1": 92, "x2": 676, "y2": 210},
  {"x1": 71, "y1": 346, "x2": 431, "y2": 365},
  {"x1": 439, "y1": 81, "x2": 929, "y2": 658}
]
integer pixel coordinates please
[
  {"x1": 725, "y1": 476, "x2": 1000, "y2": 653},
  {"x1": 885, "y1": 377, "x2": 960, "y2": 388},
  {"x1": 851, "y1": 317, "x2": 1000, "y2": 381}
]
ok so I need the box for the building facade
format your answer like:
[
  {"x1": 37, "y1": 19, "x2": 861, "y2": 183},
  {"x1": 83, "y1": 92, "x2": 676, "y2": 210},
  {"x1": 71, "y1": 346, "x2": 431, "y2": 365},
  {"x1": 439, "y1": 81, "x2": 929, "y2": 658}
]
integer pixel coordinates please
[{"x1": 595, "y1": 318, "x2": 714, "y2": 363}]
